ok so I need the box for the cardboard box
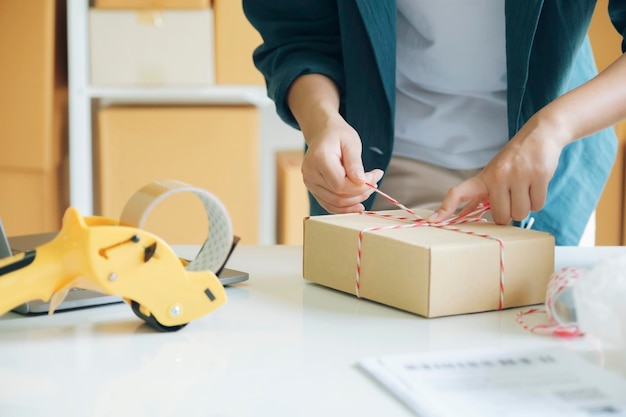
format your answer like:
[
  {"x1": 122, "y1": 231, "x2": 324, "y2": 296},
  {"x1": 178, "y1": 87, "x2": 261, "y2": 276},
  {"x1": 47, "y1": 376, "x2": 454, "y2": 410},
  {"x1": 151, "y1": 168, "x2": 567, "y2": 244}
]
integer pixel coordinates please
[
  {"x1": 89, "y1": 9, "x2": 214, "y2": 86},
  {"x1": 213, "y1": 0, "x2": 263, "y2": 85},
  {"x1": 589, "y1": 0, "x2": 626, "y2": 245},
  {"x1": 0, "y1": 0, "x2": 67, "y2": 170},
  {"x1": 96, "y1": 105, "x2": 259, "y2": 244},
  {"x1": 94, "y1": 0, "x2": 210, "y2": 9},
  {"x1": 0, "y1": 167, "x2": 66, "y2": 236},
  {"x1": 276, "y1": 150, "x2": 309, "y2": 244},
  {"x1": 303, "y1": 210, "x2": 555, "y2": 318},
  {"x1": 0, "y1": 0, "x2": 68, "y2": 235}
]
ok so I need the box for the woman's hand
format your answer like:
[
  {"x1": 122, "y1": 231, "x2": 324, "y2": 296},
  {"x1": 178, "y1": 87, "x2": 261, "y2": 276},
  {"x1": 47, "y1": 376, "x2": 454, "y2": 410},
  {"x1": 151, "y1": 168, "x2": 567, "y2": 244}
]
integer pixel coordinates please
[
  {"x1": 302, "y1": 113, "x2": 383, "y2": 213},
  {"x1": 431, "y1": 51, "x2": 626, "y2": 225},
  {"x1": 288, "y1": 73, "x2": 383, "y2": 213},
  {"x1": 429, "y1": 112, "x2": 568, "y2": 224}
]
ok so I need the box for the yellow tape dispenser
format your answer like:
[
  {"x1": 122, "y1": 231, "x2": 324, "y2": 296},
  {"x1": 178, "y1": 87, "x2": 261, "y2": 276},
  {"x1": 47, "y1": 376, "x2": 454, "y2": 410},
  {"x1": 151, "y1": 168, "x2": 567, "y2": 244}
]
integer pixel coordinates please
[{"x1": 0, "y1": 180, "x2": 235, "y2": 332}]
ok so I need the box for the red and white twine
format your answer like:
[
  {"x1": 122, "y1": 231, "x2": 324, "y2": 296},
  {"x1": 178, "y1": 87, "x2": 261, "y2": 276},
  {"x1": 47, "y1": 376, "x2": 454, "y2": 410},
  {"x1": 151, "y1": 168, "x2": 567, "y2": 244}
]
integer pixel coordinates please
[
  {"x1": 515, "y1": 267, "x2": 585, "y2": 337},
  {"x1": 356, "y1": 184, "x2": 506, "y2": 310},
  {"x1": 357, "y1": 184, "x2": 586, "y2": 338}
]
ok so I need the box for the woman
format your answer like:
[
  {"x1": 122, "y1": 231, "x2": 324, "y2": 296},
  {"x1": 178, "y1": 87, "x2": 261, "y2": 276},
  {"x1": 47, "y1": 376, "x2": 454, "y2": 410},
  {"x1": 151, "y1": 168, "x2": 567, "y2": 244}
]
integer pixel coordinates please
[{"x1": 243, "y1": 1, "x2": 622, "y2": 245}]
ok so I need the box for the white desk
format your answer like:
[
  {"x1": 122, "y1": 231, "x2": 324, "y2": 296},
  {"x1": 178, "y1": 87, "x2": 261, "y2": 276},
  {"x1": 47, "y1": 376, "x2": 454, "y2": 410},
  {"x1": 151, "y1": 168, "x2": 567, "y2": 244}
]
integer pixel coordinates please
[{"x1": 0, "y1": 245, "x2": 624, "y2": 417}]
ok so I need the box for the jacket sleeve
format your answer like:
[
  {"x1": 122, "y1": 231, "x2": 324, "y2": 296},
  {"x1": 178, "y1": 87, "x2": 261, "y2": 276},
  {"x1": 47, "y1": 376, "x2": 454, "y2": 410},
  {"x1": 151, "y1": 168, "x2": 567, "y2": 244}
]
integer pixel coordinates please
[
  {"x1": 609, "y1": 0, "x2": 626, "y2": 51},
  {"x1": 242, "y1": 0, "x2": 345, "y2": 129}
]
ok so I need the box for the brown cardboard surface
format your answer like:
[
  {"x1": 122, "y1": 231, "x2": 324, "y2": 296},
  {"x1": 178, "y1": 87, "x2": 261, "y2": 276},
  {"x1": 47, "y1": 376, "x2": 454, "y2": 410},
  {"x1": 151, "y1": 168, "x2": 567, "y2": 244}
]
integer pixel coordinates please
[
  {"x1": 303, "y1": 210, "x2": 555, "y2": 317},
  {"x1": 89, "y1": 9, "x2": 214, "y2": 86},
  {"x1": 94, "y1": 0, "x2": 210, "y2": 8},
  {"x1": 96, "y1": 105, "x2": 259, "y2": 245},
  {"x1": 0, "y1": 167, "x2": 65, "y2": 236},
  {"x1": 589, "y1": 0, "x2": 626, "y2": 245},
  {"x1": 276, "y1": 150, "x2": 309, "y2": 244},
  {"x1": 0, "y1": 0, "x2": 68, "y2": 235},
  {"x1": 0, "y1": 0, "x2": 67, "y2": 170},
  {"x1": 213, "y1": 0, "x2": 263, "y2": 85}
]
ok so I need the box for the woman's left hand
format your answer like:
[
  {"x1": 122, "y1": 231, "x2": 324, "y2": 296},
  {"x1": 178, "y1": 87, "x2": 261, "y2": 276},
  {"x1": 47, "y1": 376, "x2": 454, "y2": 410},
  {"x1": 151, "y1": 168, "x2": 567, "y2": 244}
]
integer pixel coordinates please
[{"x1": 428, "y1": 113, "x2": 568, "y2": 225}]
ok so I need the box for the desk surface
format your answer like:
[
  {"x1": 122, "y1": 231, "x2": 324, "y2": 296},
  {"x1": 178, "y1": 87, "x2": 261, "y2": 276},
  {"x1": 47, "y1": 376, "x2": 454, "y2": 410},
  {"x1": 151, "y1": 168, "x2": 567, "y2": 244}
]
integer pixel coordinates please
[{"x1": 0, "y1": 245, "x2": 624, "y2": 417}]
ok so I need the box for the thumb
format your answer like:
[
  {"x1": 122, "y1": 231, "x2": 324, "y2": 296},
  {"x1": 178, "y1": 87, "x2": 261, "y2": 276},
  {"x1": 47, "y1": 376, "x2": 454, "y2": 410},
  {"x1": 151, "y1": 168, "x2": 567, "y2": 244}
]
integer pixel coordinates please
[
  {"x1": 364, "y1": 169, "x2": 384, "y2": 186},
  {"x1": 428, "y1": 178, "x2": 488, "y2": 222},
  {"x1": 342, "y1": 144, "x2": 366, "y2": 184}
]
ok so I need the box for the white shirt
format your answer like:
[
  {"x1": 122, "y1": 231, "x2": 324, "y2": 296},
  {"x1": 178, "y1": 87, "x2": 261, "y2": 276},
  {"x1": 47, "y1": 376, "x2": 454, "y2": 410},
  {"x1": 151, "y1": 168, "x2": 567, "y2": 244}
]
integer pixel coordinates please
[{"x1": 394, "y1": 0, "x2": 508, "y2": 169}]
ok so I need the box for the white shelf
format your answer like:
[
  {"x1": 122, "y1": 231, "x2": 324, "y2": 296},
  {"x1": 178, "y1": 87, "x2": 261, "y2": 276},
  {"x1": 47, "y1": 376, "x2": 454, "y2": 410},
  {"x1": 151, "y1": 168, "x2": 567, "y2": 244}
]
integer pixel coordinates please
[
  {"x1": 87, "y1": 85, "x2": 271, "y2": 105},
  {"x1": 67, "y1": 0, "x2": 303, "y2": 245}
]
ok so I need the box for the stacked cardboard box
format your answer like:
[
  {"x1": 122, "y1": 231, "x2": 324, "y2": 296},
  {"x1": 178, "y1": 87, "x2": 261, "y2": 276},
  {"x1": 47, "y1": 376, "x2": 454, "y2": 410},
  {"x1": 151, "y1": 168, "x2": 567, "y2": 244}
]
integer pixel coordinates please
[
  {"x1": 0, "y1": 0, "x2": 68, "y2": 236},
  {"x1": 213, "y1": 0, "x2": 263, "y2": 85},
  {"x1": 90, "y1": 0, "x2": 263, "y2": 86},
  {"x1": 96, "y1": 105, "x2": 259, "y2": 244},
  {"x1": 276, "y1": 150, "x2": 309, "y2": 244},
  {"x1": 94, "y1": 0, "x2": 210, "y2": 8},
  {"x1": 89, "y1": 5, "x2": 215, "y2": 86}
]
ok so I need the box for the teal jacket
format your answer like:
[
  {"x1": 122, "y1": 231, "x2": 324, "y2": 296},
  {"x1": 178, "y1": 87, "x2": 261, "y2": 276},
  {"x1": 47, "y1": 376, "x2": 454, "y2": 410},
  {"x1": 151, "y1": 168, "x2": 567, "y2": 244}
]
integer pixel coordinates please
[{"x1": 244, "y1": 0, "x2": 622, "y2": 245}]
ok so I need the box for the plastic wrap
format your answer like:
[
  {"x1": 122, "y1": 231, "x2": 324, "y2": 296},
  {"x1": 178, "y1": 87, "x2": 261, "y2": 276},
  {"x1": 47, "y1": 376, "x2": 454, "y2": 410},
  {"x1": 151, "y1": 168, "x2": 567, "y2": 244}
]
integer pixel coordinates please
[{"x1": 573, "y1": 255, "x2": 626, "y2": 348}]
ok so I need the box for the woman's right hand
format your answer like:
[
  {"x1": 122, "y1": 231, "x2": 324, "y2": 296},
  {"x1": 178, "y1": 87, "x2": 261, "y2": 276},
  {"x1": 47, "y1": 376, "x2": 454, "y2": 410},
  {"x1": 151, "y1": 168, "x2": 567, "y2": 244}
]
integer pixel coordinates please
[
  {"x1": 301, "y1": 113, "x2": 383, "y2": 213},
  {"x1": 288, "y1": 74, "x2": 383, "y2": 213}
]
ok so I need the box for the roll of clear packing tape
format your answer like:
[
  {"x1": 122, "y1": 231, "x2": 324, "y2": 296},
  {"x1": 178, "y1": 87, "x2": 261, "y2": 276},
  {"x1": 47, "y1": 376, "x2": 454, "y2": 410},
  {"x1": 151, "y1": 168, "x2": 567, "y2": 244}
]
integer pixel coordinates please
[{"x1": 120, "y1": 179, "x2": 234, "y2": 273}]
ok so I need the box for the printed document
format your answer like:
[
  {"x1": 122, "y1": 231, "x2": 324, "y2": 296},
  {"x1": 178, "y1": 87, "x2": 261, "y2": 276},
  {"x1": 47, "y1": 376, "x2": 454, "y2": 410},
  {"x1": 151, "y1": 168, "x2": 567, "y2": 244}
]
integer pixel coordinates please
[{"x1": 359, "y1": 347, "x2": 626, "y2": 417}]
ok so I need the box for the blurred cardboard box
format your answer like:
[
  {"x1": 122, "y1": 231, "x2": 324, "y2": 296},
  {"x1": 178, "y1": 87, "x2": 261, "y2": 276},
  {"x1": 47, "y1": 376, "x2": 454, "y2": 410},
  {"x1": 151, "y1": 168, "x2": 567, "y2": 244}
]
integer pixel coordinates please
[
  {"x1": 94, "y1": 0, "x2": 210, "y2": 9},
  {"x1": 0, "y1": 0, "x2": 66, "y2": 171},
  {"x1": 303, "y1": 210, "x2": 555, "y2": 318},
  {"x1": 0, "y1": 167, "x2": 66, "y2": 236},
  {"x1": 89, "y1": 9, "x2": 214, "y2": 86},
  {"x1": 0, "y1": 0, "x2": 68, "y2": 235},
  {"x1": 96, "y1": 105, "x2": 259, "y2": 244},
  {"x1": 276, "y1": 150, "x2": 308, "y2": 244},
  {"x1": 213, "y1": 0, "x2": 263, "y2": 85},
  {"x1": 589, "y1": 0, "x2": 626, "y2": 245}
]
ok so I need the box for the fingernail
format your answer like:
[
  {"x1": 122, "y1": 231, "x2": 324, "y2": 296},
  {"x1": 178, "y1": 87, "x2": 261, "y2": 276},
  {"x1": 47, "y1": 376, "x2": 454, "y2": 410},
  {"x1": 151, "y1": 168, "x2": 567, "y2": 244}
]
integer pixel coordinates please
[{"x1": 427, "y1": 212, "x2": 439, "y2": 222}]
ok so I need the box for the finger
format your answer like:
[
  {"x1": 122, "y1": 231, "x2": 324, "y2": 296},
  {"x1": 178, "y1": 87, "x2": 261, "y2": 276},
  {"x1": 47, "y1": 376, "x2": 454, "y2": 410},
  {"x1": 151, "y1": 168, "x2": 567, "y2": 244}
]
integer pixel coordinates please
[
  {"x1": 364, "y1": 169, "x2": 384, "y2": 187},
  {"x1": 428, "y1": 178, "x2": 487, "y2": 222},
  {"x1": 308, "y1": 173, "x2": 376, "y2": 202},
  {"x1": 529, "y1": 180, "x2": 548, "y2": 212},
  {"x1": 307, "y1": 162, "x2": 368, "y2": 197},
  {"x1": 510, "y1": 183, "x2": 532, "y2": 221},
  {"x1": 303, "y1": 149, "x2": 353, "y2": 192},
  {"x1": 489, "y1": 184, "x2": 512, "y2": 225},
  {"x1": 315, "y1": 161, "x2": 351, "y2": 191},
  {"x1": 311, "y1": 191, "x2": 366, "y2": 214},
  {"x1": 455, "y1": 197, "x2": 488, "y2": 219},
  {"x1": 341, "y1": 141, "x2": 366, "y2": 185},
  {"x1": 307, "y1": 182, "x2": 376, "y2": 212}
]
